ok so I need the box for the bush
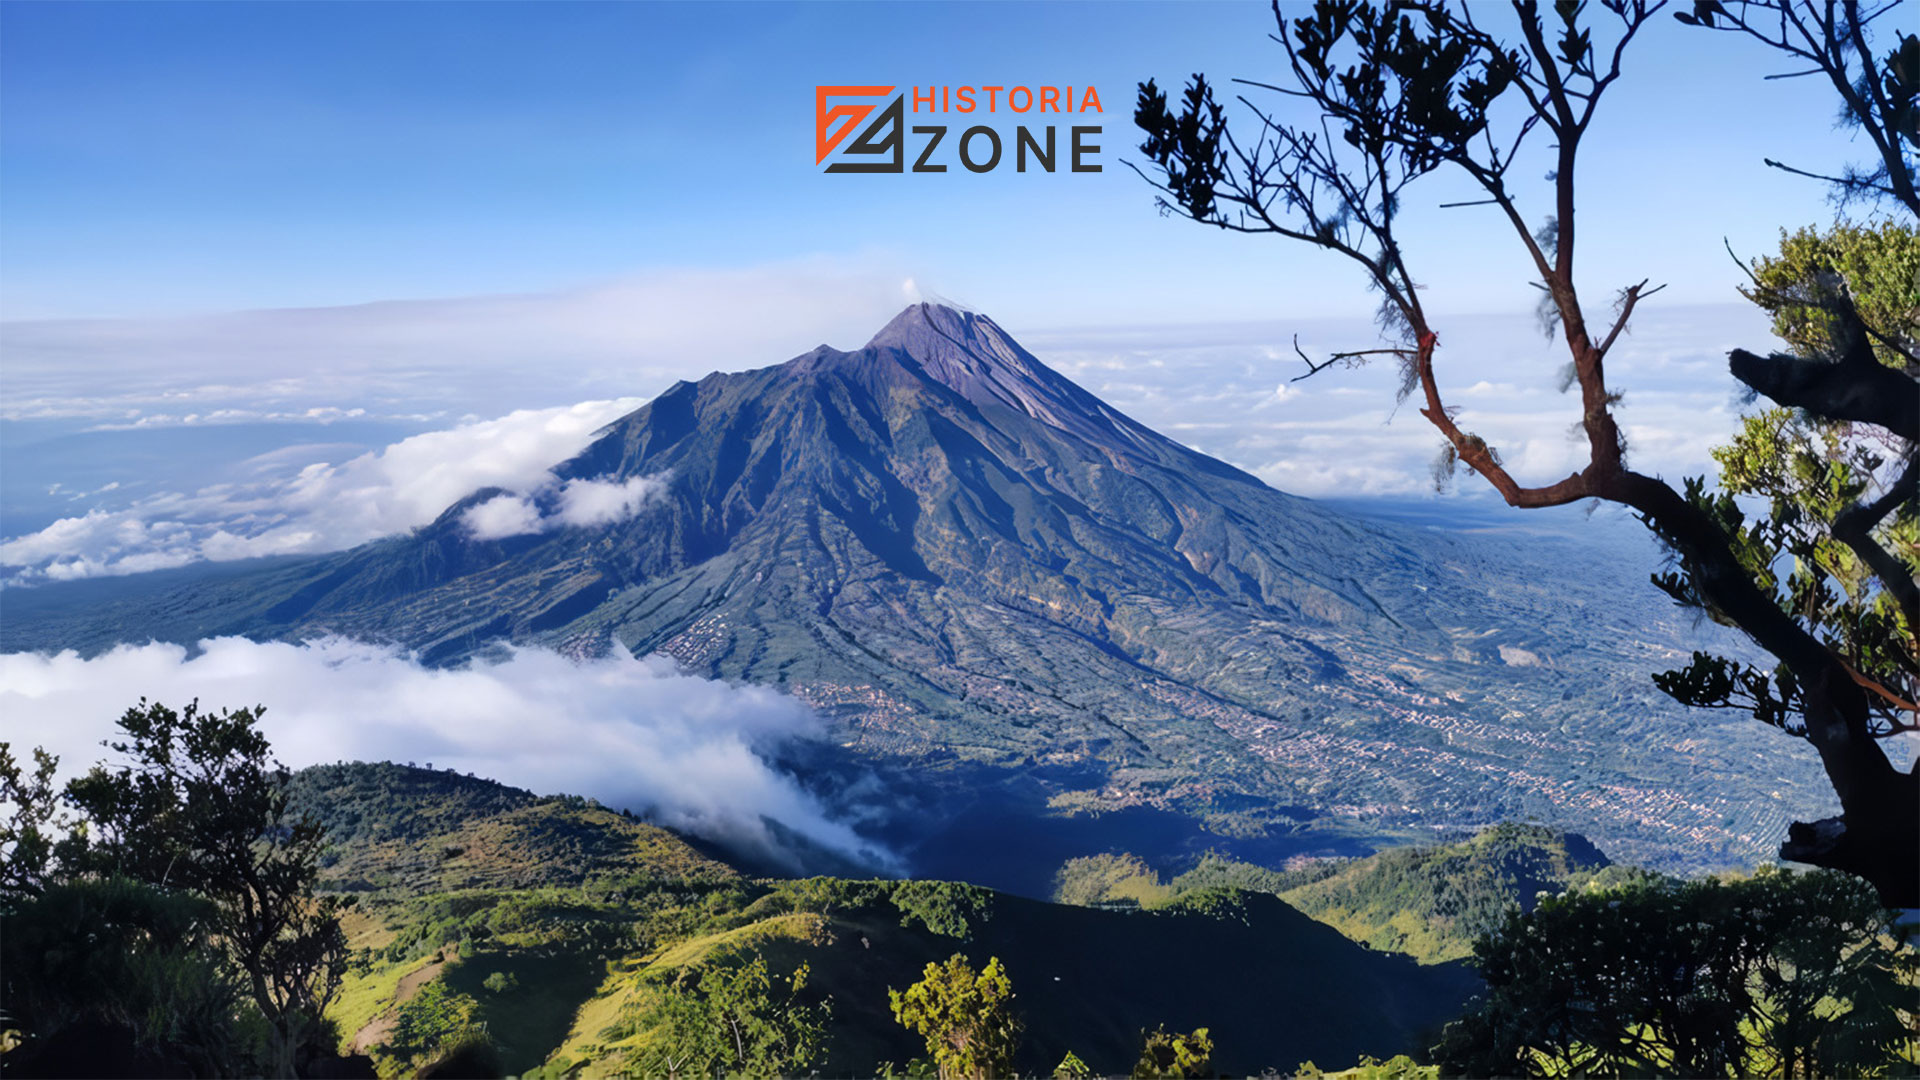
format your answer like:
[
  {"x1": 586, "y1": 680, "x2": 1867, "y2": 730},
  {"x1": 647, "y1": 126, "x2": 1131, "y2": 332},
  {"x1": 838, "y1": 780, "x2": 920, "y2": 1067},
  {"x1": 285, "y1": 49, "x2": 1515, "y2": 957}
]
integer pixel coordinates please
[{"x1": 1434, "y1": 868, "x2": 1916, "y2": 1077}]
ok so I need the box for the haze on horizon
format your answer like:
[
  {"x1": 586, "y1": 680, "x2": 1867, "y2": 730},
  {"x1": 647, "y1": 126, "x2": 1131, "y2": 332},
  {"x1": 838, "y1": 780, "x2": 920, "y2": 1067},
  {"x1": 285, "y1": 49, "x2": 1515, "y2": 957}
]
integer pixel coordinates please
[{"x1": 1, "y1": 0, "x2": 1852, "y2": 577}]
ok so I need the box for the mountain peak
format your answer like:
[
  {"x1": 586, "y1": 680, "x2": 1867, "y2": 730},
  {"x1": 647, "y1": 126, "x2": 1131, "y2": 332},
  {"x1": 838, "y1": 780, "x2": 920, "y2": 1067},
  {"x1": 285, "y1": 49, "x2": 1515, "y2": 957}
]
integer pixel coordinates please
[
  {"x1": 863, "y1": 301, "x2": 982, "y2": 351},
  {"x1": 856, "y1": 303, "x2": 1149, "y2": 451}
]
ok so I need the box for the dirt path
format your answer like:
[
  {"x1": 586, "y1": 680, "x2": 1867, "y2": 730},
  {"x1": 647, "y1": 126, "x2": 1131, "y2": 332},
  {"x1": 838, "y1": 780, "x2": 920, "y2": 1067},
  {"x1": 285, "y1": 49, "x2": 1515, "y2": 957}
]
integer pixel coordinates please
[{"x1": 351, "y1": 945, "x2": 461, "y2": 1054}]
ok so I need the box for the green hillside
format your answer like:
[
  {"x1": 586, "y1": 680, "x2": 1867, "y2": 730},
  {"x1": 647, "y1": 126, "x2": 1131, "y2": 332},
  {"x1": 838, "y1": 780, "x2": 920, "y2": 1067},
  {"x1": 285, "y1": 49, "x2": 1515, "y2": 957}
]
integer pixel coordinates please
[
  {"x1": 288, "y1": 762, "x2": 737, "y2": 894},
  {"x1": 301, "y1": 764, "x2": 1475, "y2": 1077},
  {"x1": 1052, "y1": 824, "x2": 1630, "y2": 963},
  {"x1": 1278, "y1": 825, "x2": 1634, "y2": 962}
]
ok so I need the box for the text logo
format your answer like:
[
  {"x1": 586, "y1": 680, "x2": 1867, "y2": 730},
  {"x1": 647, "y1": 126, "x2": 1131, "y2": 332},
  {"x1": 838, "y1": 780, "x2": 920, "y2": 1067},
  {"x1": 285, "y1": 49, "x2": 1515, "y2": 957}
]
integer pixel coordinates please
[
  {"x1": 815, "y1": 85, "x2": 899, "y2": 170},
  {"x1": 814, "y1": 84, "x2": 1104, "y2": 175}
]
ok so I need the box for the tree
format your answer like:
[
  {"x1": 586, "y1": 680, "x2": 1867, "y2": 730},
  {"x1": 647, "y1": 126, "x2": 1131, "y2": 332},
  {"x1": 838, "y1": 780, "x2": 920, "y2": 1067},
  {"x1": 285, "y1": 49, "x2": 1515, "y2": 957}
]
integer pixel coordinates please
[
  {"x1": 1133, "y1": 0, "x2": 1918, "y2": 904},
  {"x1": 889, "y1": 953, "x2": 1022, "y2": 1080},
  {"x1": 0, "y1": 742, "x2": 71, "y2": 899},
  {"x1": 1432, "y1": 868, "x2": 1915, "y2": 1077},
  {"x1": 1055, "y1": 1050, "x2": 1096, "y2": 1079},
  {"x1": 1673, "y1": 0, "x2": 1917, "y2": 215},
  {"x1": 1133, "y1": 1025, "x2": 1215, "y2": 1079},
  {"x1": 1295, "y1": 1057, "x2": 1437, "y2": 1080},
  {"x1": 636, "y1": 954, "x2": 830, "y2": 1079},
  {"x1": 60, "y1": 699, "x2": 350, "y2": 1077},
  {"x1": 1653, "y1": 221, "x2": 1918, "y2": 864},
  {"x1": 377, "y1": 980, "x2": 494, "y2": 1077}
]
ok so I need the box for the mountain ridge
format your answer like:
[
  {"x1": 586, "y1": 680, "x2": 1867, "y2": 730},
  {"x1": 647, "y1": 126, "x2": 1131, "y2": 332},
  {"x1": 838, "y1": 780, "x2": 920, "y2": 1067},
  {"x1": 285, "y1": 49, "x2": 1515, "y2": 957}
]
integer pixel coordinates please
[
  {"x1": 0, "y1": 304, "x2": 1832, "y2": 879},
  {"x1": 293, "y1": 761, "x2": 1478, "y2": 1077}
]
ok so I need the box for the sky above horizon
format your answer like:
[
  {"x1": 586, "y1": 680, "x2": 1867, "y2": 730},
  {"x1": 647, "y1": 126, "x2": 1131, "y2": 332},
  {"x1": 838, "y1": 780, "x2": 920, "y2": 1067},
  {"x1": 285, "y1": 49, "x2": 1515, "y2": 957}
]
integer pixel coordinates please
[
  {"x1": 0, "y1": 0, "x2": 1889, "y2": 326},
  {"x1": 0, "y1": 0, "x2": 1887, "y2": 580}
]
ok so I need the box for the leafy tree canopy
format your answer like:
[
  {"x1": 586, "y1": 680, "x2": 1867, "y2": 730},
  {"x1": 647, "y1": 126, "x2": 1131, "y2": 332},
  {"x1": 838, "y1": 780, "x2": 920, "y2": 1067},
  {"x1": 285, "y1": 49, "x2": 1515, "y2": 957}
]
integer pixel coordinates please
[
  {"x1": 2, "y1": 700, "x2": 353, "y2": 1077},
  {"x1": 890, "y1": 953, "x2": 1022, "y2": 1080},
  {"x1": 1434, "y1": 867, "x2": 1917, "y2": 1078},
  {"x1": 1132, "y1": 1025, "x2": 1215, "y2": 1079},
  {"x1": 636, "y1": 953, "x2": 829, "y2": 1080}
]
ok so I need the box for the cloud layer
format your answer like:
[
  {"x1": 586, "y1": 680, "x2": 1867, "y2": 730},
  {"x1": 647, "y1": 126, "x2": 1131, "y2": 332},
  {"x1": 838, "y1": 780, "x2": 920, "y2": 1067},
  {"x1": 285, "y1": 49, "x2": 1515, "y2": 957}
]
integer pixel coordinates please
[
  {"x1": 0, "y1": 257, "x2": 917, "y2": 426},
  {"x1": 1026, "y1": 303, "x2": 1778, "y2": 498},
  {"x1": 463, "y1": 475, "x2": 663, "y2": 541},
  {"x1": 2, "y1": 399, "x2": 644, "y2": 580},
  {"x1": 3, "y1": 298, "x2": 1784, "y2": 579},
  {"x1": 0, "y1": 637, "x2": 894, "y2": 872}
]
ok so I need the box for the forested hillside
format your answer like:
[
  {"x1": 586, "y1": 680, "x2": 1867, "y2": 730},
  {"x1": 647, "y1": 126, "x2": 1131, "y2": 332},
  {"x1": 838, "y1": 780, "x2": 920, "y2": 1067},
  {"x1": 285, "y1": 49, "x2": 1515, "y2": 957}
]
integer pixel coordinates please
[
  {"x1": 1051, "y1": 825, "x2": 1636, "y2": 963},
  {"x1": 287, "y1": 762, "x2": 736, "y2": 894},
  {"x1": 301, "y1": 764, "x2": 1474, "y2": 1076}
]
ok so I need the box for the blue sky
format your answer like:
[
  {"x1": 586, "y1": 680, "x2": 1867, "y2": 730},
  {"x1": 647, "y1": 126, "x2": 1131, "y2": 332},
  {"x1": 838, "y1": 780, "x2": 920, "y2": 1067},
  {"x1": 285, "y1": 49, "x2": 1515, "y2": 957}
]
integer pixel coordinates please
[
  {"x1": 0, "y1": 0, "x2": 1877, "y2": 324},
  {"x1": 0, "y1": 0, "x2": 1888, "y2": 581}
]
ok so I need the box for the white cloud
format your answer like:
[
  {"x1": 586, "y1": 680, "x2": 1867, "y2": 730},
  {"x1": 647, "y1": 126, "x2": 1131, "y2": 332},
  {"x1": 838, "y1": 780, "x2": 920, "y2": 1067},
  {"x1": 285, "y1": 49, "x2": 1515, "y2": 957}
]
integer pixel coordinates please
[
  {"x1": 456, "y1": 475, "x2": 664, "y2": 540},
  {"x1": 1023, "y1": 303, "x2": 1782, "y2": 500},
  {"x1": 0, "y1": 256, "x2": 916, "y2": 425},
  {"x1": 2, "y1": 398, "x2": 647, "y2": 580},
  {"x1": 555, "y1": 476, "x2": 659, "y2": 528},
  {"x1": 462, "y1": 494, "x2": 546, "y2": 540},
  {"x1": 0, "y1": 637, "x2": 897, "y2": 872}
]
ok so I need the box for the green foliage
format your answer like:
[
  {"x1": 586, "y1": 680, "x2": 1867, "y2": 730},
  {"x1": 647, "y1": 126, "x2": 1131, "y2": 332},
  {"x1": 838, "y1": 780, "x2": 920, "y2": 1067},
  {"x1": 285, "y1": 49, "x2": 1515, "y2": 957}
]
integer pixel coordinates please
[
  {"x1": 1434, "y1": 867, "x2": 1917, "y2": 1078},
  {"x1": 1154, "y1": 887, "x2": 1254, "y2": 924},
  {"x1": 0, "y1": 876, "x2": 255, "y2": 1075},
  {"x1": 1045, "y1": 828, "x2": 1623, "y2": 964},
  {"x1": 1051, "y1": 853, "x2": 1170, "y2": 907},
  {"x1": 481, "y1": 970, "x2": 518, "y2": 994},
  {"x1": 1649, "y1": 223, "x2": 1918, "y2": 883},
  {"x1": 1297, "y1": 1054, "x2": 1436, "y2": 1079},
  {"x1": 1745, "y1": 221, "x2": 1919, "y2": 370},
  {"x1": 1169, "y1": 852, "x2": 1306, "y2": 896},
  {"x1": 890, "y1": 954, "x2": 1022, "y2": 1080},
  {"x1": 1656, "y1": 397, "x2": 1916, "y2": 743},
  {"x1": 632, "y1": 955, "x2": 829, "y2": 1079},
  {"x1": 773, "y1": 875, "x2": 881, "y2": 917},
  {"x1": 1053, "y1": 850, "x2": 1341, "y2": 910},
  {"x1": 286, "y1": 761, "x2": 736, "y2": 895},
  {"x1": 1133, "y1": 1025, "x2": 1214, "y2": 1078},
  {"x1": 1054, "y1": 1049, "x2": 1095, "y2": 1079},
  {"x1": 1279, "y1": 824, "x2": 1621, "y2": 963},
  {"x1": 60, "y1": 699, "x2": 351, "y2": 1076},
  {"x1": 289, "y1": 771, "x2": 1473, "y2": 1075},
  {"x1": 378, "y1": 980, "x2": 488, "y2": 1073},
  {"x1": 891, "y1": 879, "x2": 994, "y2": 940},
  {"x1": 0, "y1": 743, "x2": 70, "y2": 899}
]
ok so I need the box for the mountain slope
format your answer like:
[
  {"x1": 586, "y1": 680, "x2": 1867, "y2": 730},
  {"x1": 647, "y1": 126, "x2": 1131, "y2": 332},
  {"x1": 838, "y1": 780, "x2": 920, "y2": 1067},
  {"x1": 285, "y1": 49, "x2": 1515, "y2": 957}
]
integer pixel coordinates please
[
  {"x1": 1050, "y1": 824, "x2": 1629, "y2": 963},
  {"x1": 310, "y1": 764, "x2": 1475, "y2": 1076},
  {"x1": 3, "y1": 304, "x2": 1832, "y2": 877},
  {"x1": 1273, "y1": 824, "x2": 1625, "y2": 962},
  {"x1": 314, "y1": 764, "x2": 1474, "y2": 1076},
  {"x1": 286, "y1": 762, "x2": 739, "y2": 894}
]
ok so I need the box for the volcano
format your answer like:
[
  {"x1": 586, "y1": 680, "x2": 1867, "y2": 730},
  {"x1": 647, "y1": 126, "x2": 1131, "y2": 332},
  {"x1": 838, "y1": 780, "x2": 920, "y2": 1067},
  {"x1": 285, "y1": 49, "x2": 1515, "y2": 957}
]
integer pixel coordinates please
[{"x1": 4, "y1": 304, "x2": 1831, "y2": 883}]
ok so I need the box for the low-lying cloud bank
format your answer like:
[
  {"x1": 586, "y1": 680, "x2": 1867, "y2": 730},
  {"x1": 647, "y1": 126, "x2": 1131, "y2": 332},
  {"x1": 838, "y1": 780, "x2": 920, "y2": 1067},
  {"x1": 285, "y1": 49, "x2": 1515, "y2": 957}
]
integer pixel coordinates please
[
  {"x1": 0, "y1": 637, "x2": 895, "y2": 872},
  {"x1": 0, "y1": 258, "x2": 917, "y2": 425},
  {"x1": 1025, "y1": 303, "x2": 1779, "y2": 498},
  {"x1": 463, "y1": 475, "x2": 663, "y2": 541},
  {"x1": 1, "y1": 399, "x2": 644, "y2": 581}
]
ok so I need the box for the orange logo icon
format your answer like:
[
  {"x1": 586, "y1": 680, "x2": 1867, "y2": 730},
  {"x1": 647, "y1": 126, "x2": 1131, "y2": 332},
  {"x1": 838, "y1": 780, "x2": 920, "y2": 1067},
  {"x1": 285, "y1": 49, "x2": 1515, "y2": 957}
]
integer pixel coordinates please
[{"x1": 815, "y1": 85, "x2": 897, "y2": 164}]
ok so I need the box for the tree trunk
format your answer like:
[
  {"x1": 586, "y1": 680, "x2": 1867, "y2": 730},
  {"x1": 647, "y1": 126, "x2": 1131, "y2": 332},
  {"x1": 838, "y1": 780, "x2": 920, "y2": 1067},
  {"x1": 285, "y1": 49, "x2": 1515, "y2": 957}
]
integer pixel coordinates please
[{"x1": 1613, "y1": 471, "x2": 1919, "y2": 906}]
